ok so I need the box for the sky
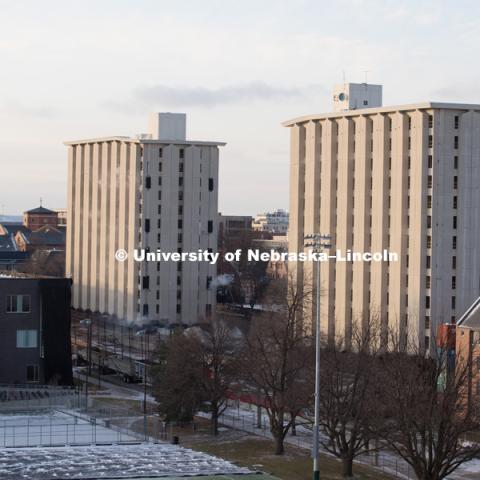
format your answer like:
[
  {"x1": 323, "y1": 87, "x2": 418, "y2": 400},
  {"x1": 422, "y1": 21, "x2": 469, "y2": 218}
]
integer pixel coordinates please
[{"x1": 1, "y1": 0, "x2": 480, "y2": 216}]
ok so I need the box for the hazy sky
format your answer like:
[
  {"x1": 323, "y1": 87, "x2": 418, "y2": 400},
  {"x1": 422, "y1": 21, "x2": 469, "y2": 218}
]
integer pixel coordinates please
[{"x1": 1, "y1": 0, "x2": 480, "y2": 216}]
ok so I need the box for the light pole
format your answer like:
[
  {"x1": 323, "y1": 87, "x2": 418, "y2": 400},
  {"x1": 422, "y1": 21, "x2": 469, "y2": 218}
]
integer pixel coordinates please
[
  {"x1": 304, "y1": 233, "x2": 331, "y2": 480},
  {"x1": 136, "y1": 329, "x2": 150, "y2": 441},
  {"x1": 80, "y1": 318, "x2": 92, "y2": 411}
]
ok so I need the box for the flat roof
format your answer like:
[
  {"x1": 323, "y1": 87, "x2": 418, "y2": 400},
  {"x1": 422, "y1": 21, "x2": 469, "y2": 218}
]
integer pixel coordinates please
[
  {"x1": 64, "y1": 136, "x2": 226, "y2": 146},
  {"x1": 282, "y1": 101, "x2": 480, "y2": 126}
]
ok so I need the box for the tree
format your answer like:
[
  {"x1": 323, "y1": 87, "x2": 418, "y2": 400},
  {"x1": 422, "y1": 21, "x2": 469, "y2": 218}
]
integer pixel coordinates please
[
  {"x1": 375, "y1": 341, "x2": 480, "y2": 480},
  {"x1": 240, "y1": 275, "x2": 314, "y2": 455},
  {"x1": 152, "y1": 318, "x2": 238, "y2": 435},
  {"x1": 319, "y1": 322, "x2": 381, "y2": 478},
  {"x1": 189, "y1": 317, "x2": 239, "y2": 435},
  {"x1": 152, "y1": 331, "x2": 203, "y2": 423}
]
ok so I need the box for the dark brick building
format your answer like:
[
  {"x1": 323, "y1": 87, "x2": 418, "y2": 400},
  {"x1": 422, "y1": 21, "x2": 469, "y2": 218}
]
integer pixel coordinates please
[{"x1": 0, "y1": 273, "x2": 73, "y2": 385}]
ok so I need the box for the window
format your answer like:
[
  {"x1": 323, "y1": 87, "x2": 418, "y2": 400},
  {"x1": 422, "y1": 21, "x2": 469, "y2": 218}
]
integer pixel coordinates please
[
  {"x1": 143, "y1": 304, "x2": 149, "y2": 316},
  {"x1": 176, "y1": 304, "x2": 181, "y2": 314},
  {"x1": 426, "y1": 256, "x2": 431, "y2": 269},
  {"x1": 206, "y1": 276, "x2": 212, "y2": 289},
  {"x1": 452, "y1": 256, "x2": 456, "y2": 269},
  {"x1": 408, "y1": 117, "x2": 412, "y2": 130},
  {"x1": 408, "y1": 137, "x2": 411, "y2": 149},
  {"x1": 428, "y1": 135, "x2": 433, "y2": 148},
  {"x1": 363, "y1": 100, "x2": 368, "y2": 106},
  {"x1": 426, "y1": 236, "x2": 432, "y2": 248},
  {"x1": 179, "y1": 177, "x2": 183, "y2": 187},
  {"x1": 6, "y1": 295, "x2": 31, "y2": 313},
  {"x1": 425, "y1": 296, "x2": 430, "y2": 309},
  {"x1": 453, "y1": 216, "x2": 457, "y2": 229},
  {"x1": 159, "y1": 148, "x2": 163, "y2": 158},
  {"x1": 453, "y1": 176, "x2": 458, "y2": 189},
  {"x1": 454, "y1": 156, "x2": 458, "y2": 169},
  {"x1": 145, "y1": 176, "x2": 151, "y2": 189},
  {"x1": 427, "y1": 195, "x2": 432, "y2": 209},
  {"x1": 158, "y1": 176, "x2": 162, "y2": 186},
  {"x1": 208, "y1": 178, "x2": 214, "y2": 191},
  {"x1": 178, "y1": 205, "x2": 183, "y2": 215},
  {"x1": 142, "y1": 276, "x2": 149, "y2": 289},
  {"x1": 452, "y1": 276, "x2": 456, "y2": 290},
  {"x1": 453, "y1": 196, "x2": 457, "y2": 209},
  {"x1": 179, "y1": 162, "x2": 184, "y2": 173},
  {"x1": 16, "y1": 330, "x2": 37, "y2": 348},
  {"x1": 425, "y1": 316, "x2": 430, "y2": 329},
  {"x1": 426, "y1": 276, "x2": 431, "y2": 289},
  {"x1": 427, "y1": 215, "x2": 432, "y2": 228},
  {"x1": 157, "y1": 205, "x2": 161, "y2": 214},
  {"x1": 428, "y1": 155, "x2": 433, "y2": 169},
  {"x1": 177, "y1": 276, "x2": 181, "y2": 286},
  {"x1": 427, "y1": 175, "x2": 433, "y2": 188},
  {"x1": 157, "y1": 219, "x2": 161, "y2": 228},
  {"x1": 156, "y1": 304, "x2": 159, "y2": 314},
  {"x1": 452, "y1": 296, "x2": 456, "y2": 309},
  {"x1": 178, "y1": 191, "x2": 183, "y2": 201},
  {"x1": 454, "y1": 116, "x2": 459, "y2": 129},
  {"x1": 453, "y1": 236, "x2": 457, "y2": 249},
  {"x1": 428, "y1": 115, "x2": 433, "y2": 128},
  {"x1": 159, "y1": 162, "x2": 162, "y2": 172},
  {"x1": 454, "y1": 136, "x2": 459, "y2": 149},
  {"x1": 145, "y1": 219, "x2": 150, "y2": 233},
  {"x1": 178, "y1": 233, "x2": 183, "y2": 243},
  {"x1": 158, "y1": 191, "x2": 162, "y2": 201},
  {"x1": 207, "y1": 220, "x2": 213, "y2": 233},
  {"x1": 179, "y1": 148, "x2": 184, "y2": 159},
  {"x1": 178, "y1": 219, "x2": 183, "y2": 229},
  {"x1": 26, "y1": 365, "x2": 39, "y2": 383}
]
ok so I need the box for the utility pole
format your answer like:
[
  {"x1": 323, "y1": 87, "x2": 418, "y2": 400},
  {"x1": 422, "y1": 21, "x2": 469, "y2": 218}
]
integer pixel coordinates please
[
  {"x1": 304, "y1": 233, "x2": 332, "y2": 480},
  {"x1": 80, "y1": 318, "x2": 92, "y2": 411}
]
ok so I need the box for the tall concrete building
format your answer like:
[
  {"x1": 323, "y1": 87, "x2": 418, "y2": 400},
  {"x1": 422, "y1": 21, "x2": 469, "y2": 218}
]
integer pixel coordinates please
[
  {"x1": 65, "y1": 113, "x2": 225, "y2": 325},
  {"x1": 285, "y1": 84, "x2": 480, "y2": 350}
]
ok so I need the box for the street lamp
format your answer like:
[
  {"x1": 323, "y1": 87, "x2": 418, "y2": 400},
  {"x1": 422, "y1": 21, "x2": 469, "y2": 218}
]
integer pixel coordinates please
[
  {"x1": 80, "y1": 318, "x2": 92, "y2": 411},
  {"x1": 304, "y1": 233, "x2": 331, "y2": 480},
  {"x1": 136, "y1": 329, "x2": 151, "y2": 441}
]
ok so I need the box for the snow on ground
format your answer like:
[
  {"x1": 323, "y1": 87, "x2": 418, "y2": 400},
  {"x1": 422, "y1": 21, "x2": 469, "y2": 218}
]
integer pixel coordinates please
[{"x1": 0, "y1": 443, "x2": 253, "y2": 479}]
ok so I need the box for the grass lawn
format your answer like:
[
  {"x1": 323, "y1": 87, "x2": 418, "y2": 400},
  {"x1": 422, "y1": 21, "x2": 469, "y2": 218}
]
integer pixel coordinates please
[{"x1": 180, "y1": 423, "x2": 392, "y2": 480}]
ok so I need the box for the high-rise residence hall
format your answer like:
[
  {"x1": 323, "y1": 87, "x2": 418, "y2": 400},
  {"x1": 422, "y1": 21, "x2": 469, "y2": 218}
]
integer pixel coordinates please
[
  {"x1": 284, "y1": 83, "x2": 480, "y2": 351},
  {"x1": 65, "y1": 113, "x2": 225, "y2": 325}
]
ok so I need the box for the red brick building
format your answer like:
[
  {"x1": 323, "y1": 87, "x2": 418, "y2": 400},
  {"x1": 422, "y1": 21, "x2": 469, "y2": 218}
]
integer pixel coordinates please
[{"x1": 23, "y1": 206, "x2": 58, "y2": 231}]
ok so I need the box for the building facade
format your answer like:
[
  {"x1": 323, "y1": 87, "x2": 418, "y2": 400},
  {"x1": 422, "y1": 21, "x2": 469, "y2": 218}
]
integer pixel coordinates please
[
  {"x1": 252, "y1": 209, "x2": 289, "y2": 234},
  {"x1": 0, "y1": 273, "x2": 73, "y2": 384},
  {"x1": 65, "y1": 113, "x2": 224, "y2": 325},
  {"x1": 285, "y1": 89, "x2": 480, "y2": 350},
  {"x1": 23, "y1": 206, "x2": 59, "y2": 231}
]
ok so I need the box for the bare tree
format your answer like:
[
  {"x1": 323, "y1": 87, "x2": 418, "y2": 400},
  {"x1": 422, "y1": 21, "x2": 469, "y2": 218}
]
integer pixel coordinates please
[
  {"x1": 375, "y1": 339, "x2": 480, "y2": 480},
  {"x1": 319, "y1": 320, "x2": 382, "y2": 478},
  {"x1": 189, "y1": 317, "x2": 239, "y2": 435},
  {"x1": 240, "y1": 275, "x2": 314, "y2": 455}
]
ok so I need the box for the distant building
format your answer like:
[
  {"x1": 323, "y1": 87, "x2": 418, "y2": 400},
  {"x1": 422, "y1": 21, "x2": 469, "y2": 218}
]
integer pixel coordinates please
[
  {"x1": 218, "y1": 214, "x2": 253, "y2": 250},
  {"x1": 252, "y1": 235, "x2": 289, "y2": 279},
  {"x1": 252, "y1": 209, "x2": 289, "y2": 234},
  {"x1": 0, "y1": 273, "x2": 73, "y2": 385},
  {"x1": 54, "y1": 208, "x2": 68, "y2": 226},
  {"x1": 15, "y1": 225, "x2": 66, "y2": 253},
  {"x1": 65, "y1": 113, "x2": 224, "y2": 324},
  {"x1": 23, "y1": 206, "x2": 59, "y2": 231}
]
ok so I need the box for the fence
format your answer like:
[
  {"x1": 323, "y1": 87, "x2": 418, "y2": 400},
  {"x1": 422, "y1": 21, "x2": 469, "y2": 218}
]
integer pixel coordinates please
[
  {"x1": 0, "y1": 391, "x2": 161, "y2": 448},
  {"x1": 215, "y1": 401, "x2": 415, "y2": 479}
]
